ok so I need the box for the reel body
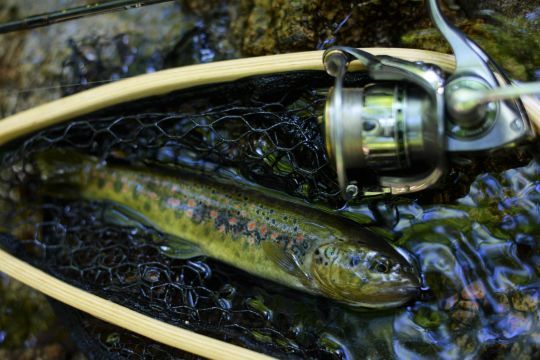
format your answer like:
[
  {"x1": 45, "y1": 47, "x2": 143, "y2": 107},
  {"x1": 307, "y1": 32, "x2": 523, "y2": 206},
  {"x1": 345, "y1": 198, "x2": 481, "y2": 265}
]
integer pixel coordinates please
[{"x1": 322, "y1": 0, "x2": 538, "y2": 198}]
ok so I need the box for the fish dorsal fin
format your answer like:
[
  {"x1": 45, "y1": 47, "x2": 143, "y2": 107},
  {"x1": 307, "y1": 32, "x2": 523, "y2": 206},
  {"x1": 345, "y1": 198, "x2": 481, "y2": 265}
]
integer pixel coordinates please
[
  {"x1": 262, "y1": 241, "x2": 312, "y2": 287},
  {"x1": 104, "y1": 203, "x2": 204, "y2": 260}
]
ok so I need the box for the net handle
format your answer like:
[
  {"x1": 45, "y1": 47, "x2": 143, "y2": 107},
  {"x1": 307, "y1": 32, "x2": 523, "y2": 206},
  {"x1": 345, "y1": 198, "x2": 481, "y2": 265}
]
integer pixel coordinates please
[
  {"x1": 0, "y1": 48, "x2": 536, "y2": 145},
  {"x1": 0, "y1": 248, "x2": 275, "y2": 360}
]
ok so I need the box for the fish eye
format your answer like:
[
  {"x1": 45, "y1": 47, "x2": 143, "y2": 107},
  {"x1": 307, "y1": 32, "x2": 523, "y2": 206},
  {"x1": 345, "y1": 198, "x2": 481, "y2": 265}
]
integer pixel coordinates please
[{"x1": 370, "y1": 257, "x2": 391, "y2": 273}]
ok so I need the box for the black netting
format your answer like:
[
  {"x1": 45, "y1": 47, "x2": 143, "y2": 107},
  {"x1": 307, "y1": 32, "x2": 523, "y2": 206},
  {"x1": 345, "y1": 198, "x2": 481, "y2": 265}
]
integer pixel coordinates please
[
  {"x1": 0, "y1": 71, "x2": 377, "y2": 359},
  {"x1": 1, "y1": 41, "x2": 538, "y2": 360},
  {"x1": 4, "y1": 71, "x2": 361, "y2": 206}
]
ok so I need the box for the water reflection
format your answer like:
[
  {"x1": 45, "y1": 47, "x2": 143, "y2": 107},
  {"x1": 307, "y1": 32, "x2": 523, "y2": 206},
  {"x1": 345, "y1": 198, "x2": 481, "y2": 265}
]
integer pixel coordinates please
[{"x1": 385, "y1": 160, "x2": 539, "y2": 359}]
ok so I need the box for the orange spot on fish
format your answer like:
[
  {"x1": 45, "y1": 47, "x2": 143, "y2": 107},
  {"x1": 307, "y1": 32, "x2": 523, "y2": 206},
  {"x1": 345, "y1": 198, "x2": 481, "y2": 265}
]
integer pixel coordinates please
[
  {"x1": 229, "y1": 217, "x2": 238, "y2": 226},
  {"x1": 188, "y1": 199, "x2": 196, "y2": 208},
  {"x1": 260, "y1": 224, "x2": 267, "y2": 237},
  {"x1": 271, "y1": 232, "x2": 279, "y2": 240},
  {"x1": 247, "y1": 221, "x2": 256, "y2": 231},
  {"x1": 210, "y1": 210, "x2": 218, "y2": 219}
]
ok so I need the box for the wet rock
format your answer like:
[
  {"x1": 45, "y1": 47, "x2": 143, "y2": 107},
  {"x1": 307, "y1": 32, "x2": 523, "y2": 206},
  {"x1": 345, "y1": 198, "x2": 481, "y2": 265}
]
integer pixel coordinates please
[
  {"x1": 402, "y1": 10, "x2": 540, "y2": 80},
  {"x1": 457, "y1": 299, "x2": 480, "y2": 312},
  {"x1": 461, "y1": 281, "x2": 486, "y2": 301},
  {"x1": 511, "y1": 290, "x2": 539, "y2": 312},
  {"x1": 456, "y1": 0, "x2": 540, "y2": 18},
  {"x1": 492, "y1": 293, "x2": 511, "y2": 314},
  {"x1": 450, "y1": 309, "x2": 477, "y2": 329},
  {"x1": 413, "y1": 305, "x2": 444, "y2": 329},
  {"x1": 230, "y1": 0, "x2": 432, "y2": 56},
  {"x1": 455, "y1": 333, "x2": 477, "y2": 354},
  {"x1": 0, "y1": 0, "x2": 185, "y2": 115}
]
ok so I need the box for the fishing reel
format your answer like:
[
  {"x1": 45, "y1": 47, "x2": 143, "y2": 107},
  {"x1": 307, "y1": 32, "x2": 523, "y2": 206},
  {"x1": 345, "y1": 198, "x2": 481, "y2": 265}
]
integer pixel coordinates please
[{"x1": 323, "y1": 0, "x2": 539, "y2": 198}]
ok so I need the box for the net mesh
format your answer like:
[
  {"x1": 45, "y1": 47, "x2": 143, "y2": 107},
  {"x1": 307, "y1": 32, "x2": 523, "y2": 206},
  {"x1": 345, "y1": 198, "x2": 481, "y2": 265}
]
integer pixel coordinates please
[
  {"x1": 0, "y1": 71, "x2": 370, "y2": 359},
  {"x1": 1, "y1": 35, "x2": 538, "y2": 360}
]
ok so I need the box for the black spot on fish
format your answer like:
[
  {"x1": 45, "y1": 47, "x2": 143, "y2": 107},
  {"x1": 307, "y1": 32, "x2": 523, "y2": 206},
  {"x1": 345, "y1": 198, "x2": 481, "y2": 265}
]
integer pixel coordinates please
[
  {"x1": 132, "y1": 186, "x2": 140, "y2": 200},
  {"x1": 202, "y1": 227, "x2": 210, "y2": 237},
  {"x1": 315, "y1": 249, "x2": 320, "y2": 255},
  {"x1": 113, "y1": 179, "x2": 122, "y2": 193}
]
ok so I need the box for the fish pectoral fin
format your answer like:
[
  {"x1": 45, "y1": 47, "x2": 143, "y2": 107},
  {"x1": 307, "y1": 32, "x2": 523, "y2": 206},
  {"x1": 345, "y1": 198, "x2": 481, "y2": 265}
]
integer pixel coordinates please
[
  {"x1": 102, "y1": 203, "x2": 204, "y2": 260},
  {"x1": 103, "y1": 202, "x2": 156, "y2": 229},
  {"x1": 161, "y1": 235, "x2": 205, "y2": 260},
  {"x1": 262, "y1": 241, "x2": 312, "y2": 287}
]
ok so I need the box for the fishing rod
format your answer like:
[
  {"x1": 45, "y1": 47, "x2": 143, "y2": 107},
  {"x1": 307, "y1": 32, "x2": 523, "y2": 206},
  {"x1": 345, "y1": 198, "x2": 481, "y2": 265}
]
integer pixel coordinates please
[{"x1": 0, "y1": 0, "x2": 174, "y2": 34}]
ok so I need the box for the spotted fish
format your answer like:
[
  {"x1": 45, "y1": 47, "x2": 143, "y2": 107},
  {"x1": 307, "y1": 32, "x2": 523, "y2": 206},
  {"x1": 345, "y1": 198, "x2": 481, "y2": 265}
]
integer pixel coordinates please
[{"x1": 35, "y1": 150, "x2": 421, "y2": 308}]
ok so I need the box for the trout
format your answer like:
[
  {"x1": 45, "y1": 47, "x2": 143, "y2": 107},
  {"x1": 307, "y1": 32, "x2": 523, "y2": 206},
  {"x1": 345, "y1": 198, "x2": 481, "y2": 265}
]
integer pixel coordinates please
[{"x1": 35, "y1": 150, "x2": 420, "y2": 308}]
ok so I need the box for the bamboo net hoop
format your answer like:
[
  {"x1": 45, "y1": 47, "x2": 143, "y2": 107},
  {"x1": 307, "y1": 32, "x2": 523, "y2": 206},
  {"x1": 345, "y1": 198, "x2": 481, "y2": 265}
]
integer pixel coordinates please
[
  {"x1": 0, "y1": 48, "x2": 538, "y2": 358},
  {"x1": 0, "y1": 249, "x2": 275, "y2": 360}
]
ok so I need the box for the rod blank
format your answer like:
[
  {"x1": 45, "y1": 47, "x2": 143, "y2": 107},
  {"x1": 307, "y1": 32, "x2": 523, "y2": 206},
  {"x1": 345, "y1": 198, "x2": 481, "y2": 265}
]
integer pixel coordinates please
[{"x1": 0, "y1": 0, "x2": 174, "y2": 34}]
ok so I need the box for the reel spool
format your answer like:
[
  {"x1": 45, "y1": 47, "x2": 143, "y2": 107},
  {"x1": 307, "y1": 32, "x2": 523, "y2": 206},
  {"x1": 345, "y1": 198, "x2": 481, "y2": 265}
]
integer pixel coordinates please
[{"x1": 322, "y1": 0, "x2": 540, "y2": 198}]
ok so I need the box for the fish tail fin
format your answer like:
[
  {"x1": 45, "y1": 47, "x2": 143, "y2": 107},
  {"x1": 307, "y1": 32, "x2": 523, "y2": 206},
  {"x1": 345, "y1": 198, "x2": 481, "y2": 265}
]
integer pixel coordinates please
[{"x1": 34, "y1": 149, "x2": 96, "y2": 186}]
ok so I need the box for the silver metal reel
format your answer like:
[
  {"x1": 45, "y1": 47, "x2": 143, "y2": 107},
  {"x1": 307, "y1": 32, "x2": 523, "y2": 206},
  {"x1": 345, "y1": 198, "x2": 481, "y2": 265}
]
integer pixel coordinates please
[{"x1": 322, "y1": 0, "x2": 539, "y2": 199}]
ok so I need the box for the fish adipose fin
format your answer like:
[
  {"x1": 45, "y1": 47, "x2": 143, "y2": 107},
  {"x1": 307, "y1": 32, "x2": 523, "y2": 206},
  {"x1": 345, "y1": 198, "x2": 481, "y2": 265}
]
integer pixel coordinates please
[
  {"x1": 103, "y1": 203, "x2": 205, "y2": 260},
  {"x1": 262, "y1": 241, "x2": 312, "y2": 287}
]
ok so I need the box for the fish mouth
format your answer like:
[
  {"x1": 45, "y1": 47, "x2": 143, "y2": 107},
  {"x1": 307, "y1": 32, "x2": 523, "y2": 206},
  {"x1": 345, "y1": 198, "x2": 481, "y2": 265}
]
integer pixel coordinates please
[
  {"x1": 349, "y1": 286, "x2": 420, "y2": 309},
  {"x1": 376, "y1": 285, "x2": 421, "y2": 300},
  {"x1": 399, "y1": 286, "x2": 421, "y2": 296}
]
